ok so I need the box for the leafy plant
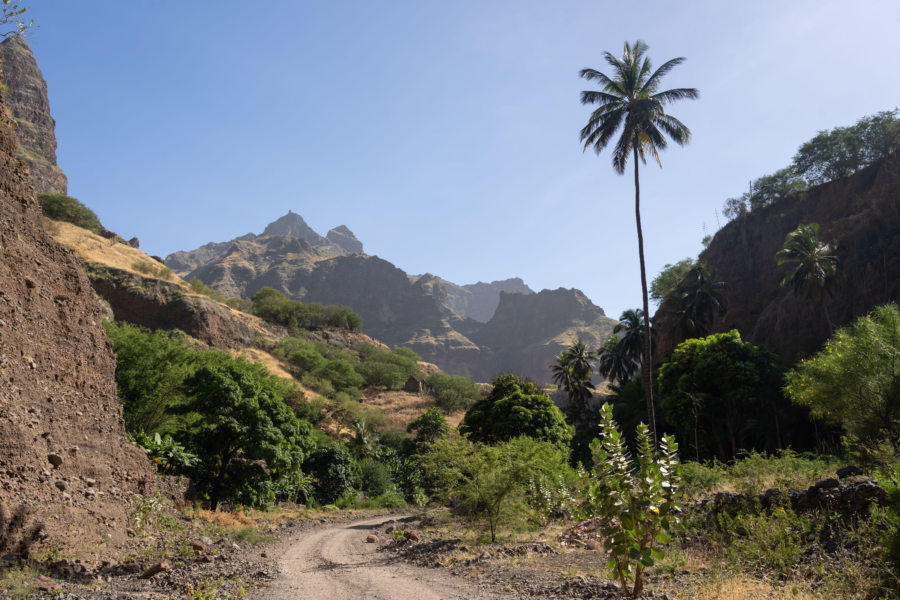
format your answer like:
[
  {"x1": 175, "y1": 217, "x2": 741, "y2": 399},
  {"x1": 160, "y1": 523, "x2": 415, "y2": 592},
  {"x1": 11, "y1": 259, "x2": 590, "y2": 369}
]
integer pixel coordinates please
[
  {"x1": 132, "y1": 260, "x2": 174, "y2": 280},
  {"x1": 584, "y1": 403, "x2": 680, "y2": 598},
  {"x1": 129, "y1": 430, "x2": 198, "y2": 474}
]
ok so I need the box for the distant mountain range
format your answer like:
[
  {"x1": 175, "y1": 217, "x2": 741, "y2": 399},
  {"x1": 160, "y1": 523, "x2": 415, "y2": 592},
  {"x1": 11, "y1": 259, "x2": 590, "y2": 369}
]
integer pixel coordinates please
[{"x1": 166, "y1": 212, "x2": 617, "y2": 382}]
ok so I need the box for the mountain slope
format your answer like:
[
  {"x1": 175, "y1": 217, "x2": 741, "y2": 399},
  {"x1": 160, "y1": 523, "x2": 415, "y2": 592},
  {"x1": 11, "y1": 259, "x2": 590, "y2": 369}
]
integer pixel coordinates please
[{"x1": 167, "y1": 214, "x2": 617, "y2": 381}]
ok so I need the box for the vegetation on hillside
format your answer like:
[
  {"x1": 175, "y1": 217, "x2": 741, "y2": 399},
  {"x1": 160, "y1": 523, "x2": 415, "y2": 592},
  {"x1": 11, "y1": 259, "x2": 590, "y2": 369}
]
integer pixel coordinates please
[
  {"x1": 721, "y1": 109, "x2": 899, "y2": 220},
  {"x1": 37, "y1": 193, "x2": 104, "y2": 234}
]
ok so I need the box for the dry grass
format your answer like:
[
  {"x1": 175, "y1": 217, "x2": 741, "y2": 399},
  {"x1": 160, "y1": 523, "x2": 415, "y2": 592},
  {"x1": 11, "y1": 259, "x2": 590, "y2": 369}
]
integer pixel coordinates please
[
  {"x1": 195, "y1": 509, "x2": 255, "y2": 527},
  {"x1": 365, "y1": 390, "x2": 466, "y2": 431},
  {"x1": 48, "y1": 219, "x2": 189, "y2": 285},
  {"x1": 234, "y1": 348, "x2": 325, "y2": 398},
  {"x1": 677, "y1": 574, "x2": 821, "y2": 600}
]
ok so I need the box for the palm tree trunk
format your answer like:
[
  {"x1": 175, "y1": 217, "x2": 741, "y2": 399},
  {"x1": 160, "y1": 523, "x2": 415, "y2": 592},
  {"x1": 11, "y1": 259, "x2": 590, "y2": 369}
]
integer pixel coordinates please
[{"x1": 634, "y1": 145, "x2": 657, "y2": 445}]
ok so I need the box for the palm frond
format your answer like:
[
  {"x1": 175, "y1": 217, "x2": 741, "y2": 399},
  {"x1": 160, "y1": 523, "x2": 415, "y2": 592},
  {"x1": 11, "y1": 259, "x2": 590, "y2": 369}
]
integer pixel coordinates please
[
  {"x1": 580, "y1": 89, "x2": 623, "y2": 106},
  {"x1": 642, "y1": 57, "x2": 687, "y2": 94},
  {"x1": 652, "y1": 87, "x2": 700, "y2": 104}
]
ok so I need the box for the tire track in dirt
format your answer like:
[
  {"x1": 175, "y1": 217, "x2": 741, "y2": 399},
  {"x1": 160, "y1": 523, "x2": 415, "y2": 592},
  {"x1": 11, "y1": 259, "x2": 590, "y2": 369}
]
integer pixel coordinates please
[{"x1": 262, "y1": 514, "x2": 510, "y2": 600}]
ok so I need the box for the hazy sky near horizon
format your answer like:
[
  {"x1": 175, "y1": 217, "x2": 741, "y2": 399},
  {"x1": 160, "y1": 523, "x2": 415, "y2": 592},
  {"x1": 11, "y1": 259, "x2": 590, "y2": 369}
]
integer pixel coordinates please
[{"x1": 21, "y1": 0, "x2": 900, "y2": 318}]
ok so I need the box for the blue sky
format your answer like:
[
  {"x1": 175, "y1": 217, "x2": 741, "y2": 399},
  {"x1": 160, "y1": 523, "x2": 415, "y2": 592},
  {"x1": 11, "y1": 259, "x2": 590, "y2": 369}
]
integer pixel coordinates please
[{"x1": 21, "y1": 0, "x2": 900, "y2": 318}]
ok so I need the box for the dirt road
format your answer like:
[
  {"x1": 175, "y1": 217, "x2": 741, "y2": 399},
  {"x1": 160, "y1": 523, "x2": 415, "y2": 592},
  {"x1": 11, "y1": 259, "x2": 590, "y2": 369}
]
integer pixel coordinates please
[{"x1": 261, "y1": 514, "x2": 508, "y2": 600}]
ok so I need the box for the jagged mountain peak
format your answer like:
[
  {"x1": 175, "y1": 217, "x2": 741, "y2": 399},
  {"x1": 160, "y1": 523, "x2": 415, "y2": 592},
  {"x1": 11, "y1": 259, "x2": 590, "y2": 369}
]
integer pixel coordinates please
[{"x1": 262, "y1": 210, "x2": 325, "y2": 244}]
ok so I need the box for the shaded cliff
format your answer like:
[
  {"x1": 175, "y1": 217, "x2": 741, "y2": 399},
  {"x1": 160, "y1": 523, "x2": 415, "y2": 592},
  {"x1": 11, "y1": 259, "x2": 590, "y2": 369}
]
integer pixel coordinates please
[
  {"x1": 0, "y1": 35, "x2": 67, "y2": 195},
  {"x1": 654, "y1": 156, "x2": 900, "y2": 364},
  {"x1": 0, "y1": 67, "x2": 152, "y2": 556}
]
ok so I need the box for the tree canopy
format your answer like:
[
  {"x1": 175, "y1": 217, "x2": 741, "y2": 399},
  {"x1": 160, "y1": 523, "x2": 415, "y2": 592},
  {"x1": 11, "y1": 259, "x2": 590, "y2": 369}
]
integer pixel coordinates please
[
  {"x1": 785, "y1": 303, "x2": 900, "y2": 449},
  {"x1": 460, "y1": 374, "x2": 571, "y2": 449}
]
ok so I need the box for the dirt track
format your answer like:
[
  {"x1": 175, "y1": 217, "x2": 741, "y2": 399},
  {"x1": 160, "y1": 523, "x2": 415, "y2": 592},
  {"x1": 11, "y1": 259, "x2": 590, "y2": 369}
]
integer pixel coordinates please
[{"x1": 262, "y1": 514, "x2": 507, "y2": 600}]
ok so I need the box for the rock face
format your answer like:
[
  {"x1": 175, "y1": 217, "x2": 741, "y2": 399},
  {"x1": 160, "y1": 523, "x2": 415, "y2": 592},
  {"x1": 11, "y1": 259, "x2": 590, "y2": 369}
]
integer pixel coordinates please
[
  {"x1": 417, "y1": 276, "x2": 535, "y2": 323},
  {"x1": 0, "y1": 67, "x2": 152, "y2": 556},
  {"x1": 654, "y1": 156, "x2": 900, "y2": 364},
  {"x1": 167, "y1": 214, "x2": 617, "y2": 382},
  {"x1": 0, "y1": 35, "x2": 67, "y2": 195},
  {"x1": 326, "y1": 225, "x2": 363, "y2": 254}
]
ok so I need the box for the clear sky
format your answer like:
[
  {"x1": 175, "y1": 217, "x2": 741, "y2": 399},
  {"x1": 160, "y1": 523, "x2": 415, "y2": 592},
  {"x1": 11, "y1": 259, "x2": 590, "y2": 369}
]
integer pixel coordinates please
[{"x1": 20, "y1": 0, "x2": 900, "y2": 318}]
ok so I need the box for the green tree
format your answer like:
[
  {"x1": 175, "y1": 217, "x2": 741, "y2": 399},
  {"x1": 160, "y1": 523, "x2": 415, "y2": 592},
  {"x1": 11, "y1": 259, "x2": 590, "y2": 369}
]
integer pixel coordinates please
[
  {"x1": 183, "y1": 362, "x2": 310, "y2": 509},
  {"x1": 551, "y1": 339, "x2": 595, "y2": 421},
  {"x1": 580, "y1": 40, "x2": 698, "y2": 443},
  {"x1": 658, "y1": 330, "x2": 792, "y2": 461},
  {"x1": 775, "y1": 223, "x2": 839, "y2": 332},
  {"x1": 460, "y1": 374, "x2": 572, "y2": 449},
  {"x1": 792, "y1": 109, "x2": 899, "y2": 185},
  {"x1": 425, "y1": 372, "x2": 483, "y2": 412},
  {"x1": 650, "y1": 258, "x2": 694, "y2": 304},
  {"x1": 785, "y1": 303, "x2": 900, "y2": 449},
  {"x1": 749, "y1": 168, "x2": 807, "y2": 210}
]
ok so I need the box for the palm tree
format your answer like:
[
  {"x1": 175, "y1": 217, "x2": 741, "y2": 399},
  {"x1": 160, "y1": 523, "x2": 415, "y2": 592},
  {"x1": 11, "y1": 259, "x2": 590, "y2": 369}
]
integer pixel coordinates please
[
  {"x1": 596, "y1": 335, "x2": 638, "y2": 389},
  {"x1": 775, "y1": 223, "x2": 839, "y2": 332},
  {"x1": 551, "y1": 339, "x2": 595, "y2": 421},
  {"x1": 613, "y1": 308, "x2": 647, "y2": 368},
  {"x1": 672, "y1": 264, "x2": 728, "y2": 338},
  {"x1": 580, "y1": 40, "x2": 698, "y2": 442}
]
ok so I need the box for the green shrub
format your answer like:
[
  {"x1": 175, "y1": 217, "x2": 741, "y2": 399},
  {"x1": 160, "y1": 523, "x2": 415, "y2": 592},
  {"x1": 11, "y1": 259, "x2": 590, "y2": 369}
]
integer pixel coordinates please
[
  {"x1": 785, "y1": 303, "x2": 900, "y2": 449},
  {"x1": 225, "y1": 297, "x2": 253, "y2": 312},
  {"x1": 355, "y1": 344, "x2": 421, "y2": 388},
  {"x1": 717, "y1": 501, "x2": 820, "y2": 578},
  {"x1": 315, "y1": 359, "x2": 365, "y2": 394},
  {"x1": 190, "y1": 278, "x2": 228, "y2": 303},
  {"x1": 425, "y1": 372, "x2": 483, "y2": 412},
  {"x1": 132, "y1": 260, "x2": 174, "y2": 280},
  {"x1": 680, "y1": 460, "x2": 726, "y2": 496},
  {"x1": 305, "y1": 445, "x2": 358, "y2": 504},
  {"x1": 37, "y1": 193, "x2": 103, "y2": 234},
  {"x1": 726, "y1": 450, "x2": 837, "y2": 496},
  {"x1": 252, "y1": 286, "x2": 362, "y2": 331},
  {"x1": 359, "y1": 458, "x2": 395, "y2": 497}
]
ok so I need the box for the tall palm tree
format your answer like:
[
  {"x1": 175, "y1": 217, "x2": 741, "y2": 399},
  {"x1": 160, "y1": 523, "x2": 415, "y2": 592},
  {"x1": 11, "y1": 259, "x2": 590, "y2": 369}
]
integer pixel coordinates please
[
  {"x1": 580, "y1": 40, "x2": 698, "y2": 442},
  {"x1": 672, "y1": 264, "x2": 728, "y2": 338},
  {"x1": 775, "y1": 223, "x2": 839, "y2": 332}
]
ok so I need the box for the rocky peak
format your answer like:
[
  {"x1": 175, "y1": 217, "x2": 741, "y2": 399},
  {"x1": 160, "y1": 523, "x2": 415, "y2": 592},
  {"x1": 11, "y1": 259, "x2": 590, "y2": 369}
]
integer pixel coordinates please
[
  {"x1": 0, "y1": 35, "x2": 67, "y2": 195},
  {"x1": 262, "y1": 211, "x2": 326, "y2": 245},
  {"x1": 326, "y1": 224, "x2": 363, "y2": 254}
]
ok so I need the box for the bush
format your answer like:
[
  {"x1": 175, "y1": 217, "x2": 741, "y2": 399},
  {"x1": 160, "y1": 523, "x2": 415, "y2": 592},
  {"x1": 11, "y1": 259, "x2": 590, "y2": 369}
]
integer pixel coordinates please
[
  {"x1": 355, "y1": 344, "x2": 421, "y2": 389},
  {"x1": 359, "y1": 458, "x2": 395, "y2": 497},
  {"x1": 425, "y1": 372, "x2": 483, "y2": 412},
  {"x1": 315, "y1": 359, "x2": 365, "y2": 394},
  {"x1": 680, "y1": 460, "x2": 726, "y2": 496},
  {"x1": 190, "y1": 278, "x2": 228, "y2": 303},
  {"x1": 37, "y1": 193, "x2": 103, "y2": 234},
  {"x1": 252, "y1": 286, "x2": 362, "y2": 331},
  {"x1": 133, "y1": 260, "x2": 174, "y2": 280}
]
